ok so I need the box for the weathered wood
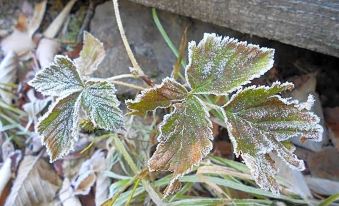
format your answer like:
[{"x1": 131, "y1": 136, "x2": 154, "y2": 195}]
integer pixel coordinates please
[{"x1": 128, "y1": 0, "x2": 339, "y2": 58}]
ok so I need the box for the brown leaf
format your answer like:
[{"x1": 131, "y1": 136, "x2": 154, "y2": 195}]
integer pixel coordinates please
[{"x1": 4, "y1": 155, "x2": 61, "y2": 206}]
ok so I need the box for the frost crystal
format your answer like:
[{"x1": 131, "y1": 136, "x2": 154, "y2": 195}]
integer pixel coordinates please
[
  {"x1": 29, "y1": 55, "x2": 84, "y2": 97},
  {"x1": 148, "y1": 96, "x2": 213, "y2": 196},
  {"x1": 37, "y1": 93, "x2": 81, "y2": 162},
  {"x1": 126, "y1": 77, "x2": 188, "y2": 115},
  {"x1": 186, "y1": 33, "x2": 274, "y2": 95},
  {"x1": 224, "y1": 82, "x2": 323, "y2": 195},
  {"x1": 81, "y1": 81, "x2": 124, "y2": 132}
]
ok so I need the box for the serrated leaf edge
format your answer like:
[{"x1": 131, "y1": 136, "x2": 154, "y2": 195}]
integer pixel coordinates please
[
  {"x1": 185, "y1": 33, "x2": 275, "y2": 95},
  {"x1": 125, "y1": 77, "x2": 187, "y2": 114},
  {"x1": 82, "y1": 80, "x2": 125, "y2": 133},
  {"x1": 28, "y1": 55, "x2": 85, "y2": 97},
  {"x1": 148, "y1": 96, "x2": 213, "y2": 189},
  {"x1": 224, "y1": 82, "x2": 323, "y2": 159},
  {"x1": 35, "y1": 93, "x2": 82, "y2": 162}
]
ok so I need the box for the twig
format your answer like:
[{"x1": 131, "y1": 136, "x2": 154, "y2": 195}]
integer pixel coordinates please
[
  {"x1": 90, "y1": 73, "x2": 135, "y2": 81},
  {"x1": 111, "y1": 80, "x2": 145, "y2": 90},
  {"x1": 112, "y1": 0, "x2": 154, "y2": 87}
]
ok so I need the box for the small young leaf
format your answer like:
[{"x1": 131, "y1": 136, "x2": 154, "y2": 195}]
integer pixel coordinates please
[
  {"x1": 75, "y1": 31, "x2": 105, "y2": 76},
  {"x1": 186, "y1": 33, "x2": 274, "y2": 95},
  {"x1": 37, "y1": 93, "x2": 81, "y2": 162},
  {"x1": 148, "y1": 95, "x2": 213, "y2": 195},
  {"x1": 29, "y1": 55, "x2": 84, "y2": 97},
  {"x1": 126, "y1": 77, "x2": 188, "y2": 115},
  {"x1": 81, "y1": 81, "x2": 124, "y2": 132},
  {"x1": 224, "y1": 82, "x2": 323, "y2": 194}
]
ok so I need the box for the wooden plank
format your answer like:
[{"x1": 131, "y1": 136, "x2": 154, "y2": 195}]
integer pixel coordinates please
[{"x1": 128, "y1": 0, "x2": 339, "y2": 58}]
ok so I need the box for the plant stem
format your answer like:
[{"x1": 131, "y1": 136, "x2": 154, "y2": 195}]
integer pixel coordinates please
[
  {"x1": 112, "y1": 0, "x2": 143, "y2": 76},
  {"x1": 90, "y1": 73, "x2": 135, "y2": 82},
  {"x1": 110, "y1": 80, "x2": 145, "y2": 90}
]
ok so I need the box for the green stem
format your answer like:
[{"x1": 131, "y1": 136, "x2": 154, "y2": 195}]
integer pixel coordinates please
[{"x1": 319, "y1": 193, "x2": 339, "y2": 206}]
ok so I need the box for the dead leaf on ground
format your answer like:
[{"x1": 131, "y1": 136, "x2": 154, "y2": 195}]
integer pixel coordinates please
[
  {"x1": 324, "y1": 107, "x2": 339, "y2": 151},
  {"x1": 59, "y1": 178, "x2": 81, "y2": 206},
  {"x1": 4, "y1": 155, "x2": 61, "y2": 206},
  {"x1": 36, "y1": 38, "x2": 60, "y2": 68},
  {"x1": 307, "y1": 147, "x2": 339, "y2": 181}
]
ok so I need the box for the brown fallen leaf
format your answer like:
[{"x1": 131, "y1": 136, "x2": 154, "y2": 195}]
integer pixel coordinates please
[
  {"x1": 1, "y1": 0, "x2": 47, "y2": 56},
  {"x1": 0, "y1": 158, "x2": 12, "y2": 197},
  {"x1": 4, "y1": 155, "x2": 61, "y2": 206},
  {"x1": 59, "y1": 178, "x2": 81, "y2": 206}
]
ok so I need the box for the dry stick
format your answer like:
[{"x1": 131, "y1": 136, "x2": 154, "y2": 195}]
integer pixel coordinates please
[
  {"x1": 77, "y1": 0, "x2": 95, "y2": 42},
  {"x1": 112, "y1": 0, "x2": 153, "y2": 86}
]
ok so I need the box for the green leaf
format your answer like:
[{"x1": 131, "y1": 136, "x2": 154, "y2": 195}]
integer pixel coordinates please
[
  {"x1": 186, "y1": 33, "x2": 274, "y2": 95},
  {"x1": 81, "y1": 81, "x2": 124, "y2": 132},
  {"x1": 75, "y1": 31, "x2": 105, "y2": 76},
  {"x1": 224, "y1": 82, "x2": 323, "y2": 194},
  {"x1": 126, "y1": 77, "x2": 188, "y2": 115},
  {"x1": 29, "y1": 55, "x2": 84, "y2": 97},
  {"x1": 37, "y1": 93, "x2": 81, "y2": 162},
  {"x1": 148, "y1": 95, "x2": 213, "y2": 195}
]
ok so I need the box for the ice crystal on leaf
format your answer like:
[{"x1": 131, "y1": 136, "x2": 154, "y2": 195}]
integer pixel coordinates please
[
  {"x1": 81, "y1": 81, "x2": 124, "y2": 132},
  {"x1": 128, "y1": 33, "x2": 323, "y2": 196},
  {"x1": 148, "y1": 96, "x2": 213, "y2": 196},
  {"x1": 186, "y1": 33, "x2": 274, "y2": 95},
  {"x1": 126, "y1": 77, "x2": 188, "y2": 115},
  {"x1": 37, "y1": 93, "x2": 81, "y2": 161},
  {"x1": 29, "y1": 55, "x2": 84, "y2": 97},
  {"x1": 224, "y1": 82, "x2": 323, "y2": 194},
  {"x1": 29, "y1": 33, "x2": 124, "y2": 162}
]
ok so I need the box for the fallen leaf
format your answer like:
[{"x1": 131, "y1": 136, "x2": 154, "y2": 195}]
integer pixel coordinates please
[
  {"x1": 0, "y1": 51, "x2": 17, "y2": 104},
  {"x1": 27, "y1": 0, "x2": 47, "y2": 37},
  {"x1": 0, "y1": 158, "x2": 12, "y2": 197},
  {"x1": 43, "y1": 0, "x2": 77, "y2": 38},
  {"x1": 4, "y1": 155, "x2": 61, "y2": 206},
  {"x1": 72, "y1": 170, "x2": 96, "y2": 195},
  {"x1": 36, "y1": 38, "x2": 60, "y2": 68},
  {"x1": 95, "y1": 172, "x2": 110, "y2": 206},
  {"x1": 59, "y1": 178, "x2": 81, "y2": 206},
  {"x1": 75, "y1": 31, "x2": 105, "y2": 76},
  {"x1": 324, "y1": 107, "x2": 339, "y2": 151}
]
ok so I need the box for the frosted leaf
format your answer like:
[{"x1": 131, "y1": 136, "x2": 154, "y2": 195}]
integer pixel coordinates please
[
  {"x1": 37, "y1": 93, "x2": 81, "y2": 162},
  {"x1": 186, "y1": 33, "x2": 274, "y2": 95},
  {"x1": 29, "y1": 55, "x2": 84, "y2": 97},
  {"x1": 224, "y1": 82, "x2": 323, "y2": 194},
  {"x1": 126, "y1": 77, "x2": 188, "y2": 115},
  {"x1": 75, "y1": 31, "x2": 105, "y2": 76},
  {"x1": 148, "y1": 96, "x2": 213, "y2": 196},
  {"x1": 241, "y1": 153, "x2": 279, "y2": 194},
  {"x1": 81, "y1": 81, "x2": 125, "y2": 132}
]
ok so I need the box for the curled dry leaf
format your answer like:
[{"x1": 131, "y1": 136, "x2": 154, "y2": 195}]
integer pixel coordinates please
[
  {"x1": 59, "y1": 178, "x2": 81, "y2": 206},
  {"x1": 0, "y1": 51, "x2": 17, "y2": 104},
  {"x1": 75, "y1": 31, "x2": 105, "y2": 76},
  {"x1": 224, "y1": 82, "x2": 323, "y2": 195},
  {"x1": 148, "y1": 96, "x2": 213, "y2": 196},
  {"x1": 1, "y1": 0, "x2": 47, "y2": 56},
  {"x1": 186, "y1": 33, "x2": 274, "y2": 95},
  {"x1": 126, "y1": 77, "x2": 188, "y2": 115},
  {"x1": 4, "y1": 155, "x2": 61, "y2": 206},
  {"x1": 43, "y1": 0, "x2": 77, "y2": 38},
  {"x1": 36, "y1": 38, "x2": 60, "y2": 68}
]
